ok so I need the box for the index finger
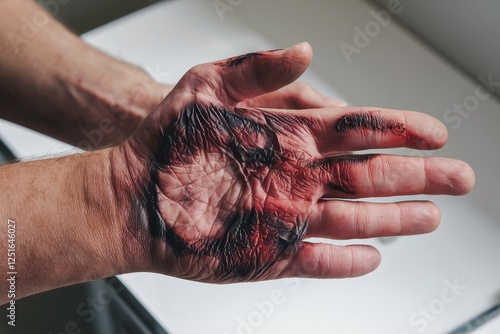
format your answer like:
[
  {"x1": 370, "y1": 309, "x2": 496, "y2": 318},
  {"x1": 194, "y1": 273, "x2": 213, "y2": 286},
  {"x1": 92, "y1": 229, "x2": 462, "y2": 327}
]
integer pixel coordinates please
[{"x1": 266, "y1": 106, "x2": 448, "y2": 153}]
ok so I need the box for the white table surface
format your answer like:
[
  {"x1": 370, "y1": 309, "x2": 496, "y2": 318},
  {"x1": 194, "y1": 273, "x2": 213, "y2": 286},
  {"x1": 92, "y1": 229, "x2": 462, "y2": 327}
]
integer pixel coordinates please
[
  {"x1": 475, "y1": 314, "x2": 500, "y2": 334},
  {"x1": 1, "y1": 0, "x2": 499, "y2": 333}
]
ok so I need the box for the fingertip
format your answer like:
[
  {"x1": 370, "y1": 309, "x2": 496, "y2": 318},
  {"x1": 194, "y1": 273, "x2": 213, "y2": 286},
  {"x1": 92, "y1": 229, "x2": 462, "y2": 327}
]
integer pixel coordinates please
[
  {"x1": 412, "y1": 201, "x2": 441, "y2": 234},
  {"x1": 287, "y1": 42, "x2": 313, "y2": 57},
  {"x1": 432, "y1": 120, "x2": 449, "y2": 149},
  {"x1": 216, "y1": 43, "x2": 315, "y2": 104},
  {"x1": 452, "y1": 161, "x2": 476, "y2": 195},
  {"x1": 424, "y1": 201, "x2": 441, "y2": 232},
  {"x1": 290, "y1": 243, "x2": 382, "y2": 279},
  {"x1": 410, "y1": 111, "x2": 448, "y2": 150},
  {"x1": 355, "y1": 245, "x2": 381, "y2": 276},
  {"x1": 338, "y1": 245, "x2": 381, "y2": 278},
  {"x1": 431, "y1": 159, "x2": 475, "y2": 196},
  {"x1": 282, "y1": 42, "x2": 313, "y2": 77}
]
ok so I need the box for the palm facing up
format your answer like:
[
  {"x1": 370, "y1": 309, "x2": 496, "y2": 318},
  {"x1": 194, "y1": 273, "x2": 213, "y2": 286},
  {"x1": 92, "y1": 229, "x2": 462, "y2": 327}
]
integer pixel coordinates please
[{"x1": 118, "y1": 43, "x2": 474, "y2": 283}]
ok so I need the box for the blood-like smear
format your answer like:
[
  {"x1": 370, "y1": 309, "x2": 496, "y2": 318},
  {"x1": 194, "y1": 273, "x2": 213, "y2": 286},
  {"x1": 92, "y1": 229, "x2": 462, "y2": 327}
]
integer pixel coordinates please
[
  {"x1": 216, "y1": 49, "x2": 283, "y2": 68},
  {"x1": 139, "y1": 102, "x2": 387, "y2": 279},
  {"x1": 142, "y1": 104, "x2": 312, "y2": 278},
  {"x1": 139, "y1": 102, "x2": 389, "y2": 279},
  {"x1": 337, "y1": 113, "x2": 418, "y2": 145}
]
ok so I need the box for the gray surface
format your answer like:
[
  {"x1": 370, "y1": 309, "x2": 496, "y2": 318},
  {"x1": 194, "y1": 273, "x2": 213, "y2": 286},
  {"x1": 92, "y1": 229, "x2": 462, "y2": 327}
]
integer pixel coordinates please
[{"x1": 370, "y1": 0, "x2": 500, "y2": 99}]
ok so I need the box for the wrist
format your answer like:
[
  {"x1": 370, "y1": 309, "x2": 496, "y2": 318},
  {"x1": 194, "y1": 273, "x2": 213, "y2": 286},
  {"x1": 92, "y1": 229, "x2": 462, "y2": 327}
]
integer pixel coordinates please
[
  {"x1": 106, "y1": 144, "x2": 156, "y2": 273},
  {"x1": 78, "y1": 148, "x2": 139, "y2": 276},
  {"x1": 62, "y1": 47, "x2": 172, "y2": 148}
]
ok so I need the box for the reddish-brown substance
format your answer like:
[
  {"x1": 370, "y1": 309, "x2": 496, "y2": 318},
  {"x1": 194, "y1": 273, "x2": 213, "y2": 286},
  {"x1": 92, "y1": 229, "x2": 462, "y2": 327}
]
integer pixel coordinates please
[
  {"x1": 337, "y1": 112, "x2": 418, "y2": 145},
  {"x1": 137, "y1": 103, "x2": 381, "y2": 279}
]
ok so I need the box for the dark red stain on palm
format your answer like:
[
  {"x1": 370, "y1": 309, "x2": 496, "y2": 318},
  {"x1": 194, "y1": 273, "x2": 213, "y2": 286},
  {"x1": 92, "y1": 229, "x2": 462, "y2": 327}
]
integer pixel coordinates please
[
  {"x1": 141, "y1": 104, "x2": 376, "y2": 279},
  {"x1": 143, "y1": 104, "x2": 311, "y2": 278},
  {"x1": 199, "y1": 210, "x2": 306, "y2": 278}
]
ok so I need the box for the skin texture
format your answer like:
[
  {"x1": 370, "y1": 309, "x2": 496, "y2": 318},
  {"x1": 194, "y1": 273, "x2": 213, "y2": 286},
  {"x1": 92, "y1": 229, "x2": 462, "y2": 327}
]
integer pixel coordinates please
[
  {"x1": 113, "y1": 43, "x2": 475, "y2": 284},
  {"x1": 145, "y1": 104, "x2": 315, "y2": 280},
  {"x1": 141, "y1": 104, "x2": 388, "y2": 280}
]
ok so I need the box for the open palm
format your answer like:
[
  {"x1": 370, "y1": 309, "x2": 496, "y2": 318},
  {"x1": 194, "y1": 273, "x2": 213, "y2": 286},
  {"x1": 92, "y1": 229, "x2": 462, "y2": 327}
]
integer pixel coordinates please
[{"x1": 120, "y1": 43, "x2": 474, "y2": 283}]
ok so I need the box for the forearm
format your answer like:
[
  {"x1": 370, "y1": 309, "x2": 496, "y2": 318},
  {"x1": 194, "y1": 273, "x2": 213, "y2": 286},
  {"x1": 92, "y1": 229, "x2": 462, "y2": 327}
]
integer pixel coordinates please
[
  {"x1": 0, "y1": 149, "x2": 135, "y2": 304},
  {"x1": 0, "y1": 0, "x2": 171, "y2": 148}
]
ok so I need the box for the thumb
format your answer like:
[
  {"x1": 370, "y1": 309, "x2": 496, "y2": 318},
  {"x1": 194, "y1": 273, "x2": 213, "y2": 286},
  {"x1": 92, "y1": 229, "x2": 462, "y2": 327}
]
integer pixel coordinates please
[{"x1": 218, "y1": 42, "x2": 313, "y2": 105}]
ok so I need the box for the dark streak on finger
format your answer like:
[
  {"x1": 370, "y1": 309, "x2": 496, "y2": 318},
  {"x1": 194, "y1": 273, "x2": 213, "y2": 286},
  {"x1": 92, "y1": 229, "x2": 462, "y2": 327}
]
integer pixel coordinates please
[
  {"x1": 337, "y1": 113, "x2": 406, "y2": 135},
  {"x1": 308, "y1": 155, "x2": 377, "y2": 195},
  {"x1": 216, "y1": 48, "x2": 283, "y2": 68},
  {"x1": 307, "y1": 154, "x2": 376, "y2": 169},
  {"x1": 218, "y1": 52, "x2": 263, "y2": 67}
]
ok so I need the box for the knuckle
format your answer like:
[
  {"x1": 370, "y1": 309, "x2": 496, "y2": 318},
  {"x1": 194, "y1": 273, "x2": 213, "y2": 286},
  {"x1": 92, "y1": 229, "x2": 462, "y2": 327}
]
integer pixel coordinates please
[
  {"x1": 345, "y1": 247, "x2": 356, "y2": 278},
  {"x1": 187, "y1": 63, "x2": 206, "y2": 76},
  {"x1": 180, "y1": 64, "x2": 220, "y2": 100},
  {"x1": 367, "y1": 155, "x2": 389, "y2": 194}
]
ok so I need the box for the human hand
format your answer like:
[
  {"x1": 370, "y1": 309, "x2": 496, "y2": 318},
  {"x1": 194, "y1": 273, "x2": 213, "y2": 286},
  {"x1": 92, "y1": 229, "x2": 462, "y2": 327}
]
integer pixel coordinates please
[{"x1": 113, "y1": 43, "x2": 474, "y2": 282}]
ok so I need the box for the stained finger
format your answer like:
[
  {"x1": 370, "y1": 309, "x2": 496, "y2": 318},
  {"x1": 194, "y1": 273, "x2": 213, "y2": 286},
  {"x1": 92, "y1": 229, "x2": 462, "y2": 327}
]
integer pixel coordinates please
[
  {"x1": 313, "y1": 154, "x2": 475, "y2": 198},
  {"x1": 266, "y1": 106, "x2": 448, "y2": 152},
  {"x1": 215, "y1": 43, "x2": 313, "y2": 105}
]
